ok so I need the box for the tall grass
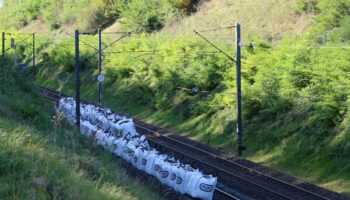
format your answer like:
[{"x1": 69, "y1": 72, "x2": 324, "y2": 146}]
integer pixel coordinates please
[{"x1": 0, "y1": 60, "x2": 162, "y2": 200}]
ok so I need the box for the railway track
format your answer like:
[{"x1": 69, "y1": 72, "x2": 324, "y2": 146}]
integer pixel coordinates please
[{"x1": 36, "y1": 85, "x2": 347, "y2": 200}]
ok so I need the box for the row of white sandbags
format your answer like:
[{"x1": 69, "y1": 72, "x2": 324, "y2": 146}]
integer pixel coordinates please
[
  {"x1": 57, "y1": 97, "x2": 217, "y2": 200},
  {"x1": 58, "y1": 97, "x2": 139, "y2": 140},
  {"x1": 81, "y1": 121, "x2": 217, "y2": 200}
]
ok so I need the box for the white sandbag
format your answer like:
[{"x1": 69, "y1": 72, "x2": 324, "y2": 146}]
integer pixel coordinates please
[
  {"x1": 80, "y1": 120, "x2": 90, "y2": 135},
  {"x1": 101, "y1": 132, "x2": 110, "y2": 148},
  {"x1": 185, "y1": 169, "x2": 202, "y2": 197},
  {"x1": 166, "y1": 160, "x2": 180, "y2": 188},
  {"x1": 63, "y1": 101, "x2": 75, "y2": 116},
  {"x1": 136, "y1": 135, "x2": 149, "y2": 148},
  {"x1": 106, "y1": 113, "x2": 120, "y2": 123},
  {"x1": 153, "y1": 154, "x2": 167, "y2": 179},
  {"x1": 191, "y1": 175, "x2": 217, "y2": 200},
  {"x1": 183, "y1": 165, "x2": 197, "y2": 195},
  {"x1": 114, "y1": 138, "x2": 128, "y2": 157},
  {"x1": 57, "y1": 99, "x2": 65, "y2": 112},
  {"x1": 122, "y1": 141, "x2": 138, "y2": 164},
  {"x1": 80, "y1": 120, "x2": 97, "y2": 137},
  {"x1": 159, "y1": 159, "x2": 177, "y2": 186},
  {"x1": 80, "y1": 107, "x2": 88, "y2": 121},
  {"x1": 134, "y1": 148, "x2": 150, "y2": 172},
  {"x1": 87, "y1": 107, "x2": 98, "y2": 125},
  {"x1": 105, "y1": 135, "x2": 117, "y2": 153},
  {"x1": 115, "y1": 119, "x2": 138, "y2": 139},
  {"x1": 144, "y1": 149, "x2": 158, "y2": 175},
  {"x1": 96, "y1": 114, "x2": 110, "y2": 130},
  {"x1": 95, "y1": 129, "x2": 107, "y2": 147},
  {"x1": 109, "y1": 123, "x2": 119, "y2": 135},
  {"x1": 173, "y1": 165, "x2": 186, "y2": 194}
]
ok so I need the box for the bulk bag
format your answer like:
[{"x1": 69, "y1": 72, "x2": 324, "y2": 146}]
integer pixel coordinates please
[
  {"x1": 88, "y1": 108, "x2": 98, "y2": 125},
  {"x1": 159, "y1": 160, "x2": 176, "y2": 186},
  {"x1": 107, "y1": 113, "x2": 122, "y2": 123},
  {"x1": 86, "y1": 123, "x2": 98, "y2": 137},
  {"x1": 182, "y1": 165, "x2": 198, "y2": 195},
  {"x1": 185, "y1": 169, "x2": 202, "y2": 197},
  {"x1": 105, "y1": 135, "x2": 117, "y2": 153},
  {"x1": 80, "y1": 120, "x2": 92, "y2": 136},
  {"x1": 191, "y1": 175, "x2": 217, "y2": 200},
  {"x1": 80, "y1": 120, "x2": 97, "y2": 137},
  {"x1": 153, "y1": 154, "x2": 167, "y2": 179},
  {"x1": 57, "y1": 99, "x2": 66, "y2": 113},
  {"x1": 135, "y1": 148, "x2": 150, "y2": 172},
  {"x1": 96, "y1": 114, "x2": 110, "y2": 130},
  {"x1": 136, "y1": 135, "x2": 149, "y2": 148},
  {"x1": 166, "y1": 161, "x2": 180, "y2": 188},
  {"x1": 114, "y1": 138, "x2": 128, "y2": 157},
  {"x1": 173, "y1": 166, "x2": 186, "y2": 194},
  {"x1": 95, "y1": 130, "x2": 107, "y2": 146},
  {"x1": 144, "y1": 149, "x2": 159, "y2": 175},
  {"x1": 115, "y1": 119, "x2": 138, "y2": 138},
  {"x1": 132, "y1": 147, "x2": 147, "y2": 169},
  {"x1": 80, "y1": 107, "x2": 88, "y2": 121},
  {"x1": 122, "y1": 142, "x2": 138, "y2": 164}
]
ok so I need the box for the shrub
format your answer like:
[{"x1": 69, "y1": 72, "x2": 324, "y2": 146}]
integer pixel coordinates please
[
  {"x1": 173, "y1": 0, "x2": 192, "y2": 9},
  {"x1": 119, "y1": 0, "x2": 174, "y2": 32},
  {"x1": 295, "y1": 0, "x2": 319, "y2": 14}
]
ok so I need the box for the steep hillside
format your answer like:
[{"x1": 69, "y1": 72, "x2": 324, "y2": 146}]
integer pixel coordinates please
[
  {"x1": 1, "y1": 0, "x2": 350, "y2": 197},
  {"x1": 0, "y1": 59, "x2": 162, "y2": 199},
  {"x1": 161, "y1": 0, "x2": 312, "y2": 37}
]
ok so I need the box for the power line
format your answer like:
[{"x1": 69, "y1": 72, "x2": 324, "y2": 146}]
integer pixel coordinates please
[
  {"x1": 196, "y1": 25, "x2": 236, "y2": 33},
  {"x1": 65, "y1": 32, "x2": 98, "y2": 51},
  {"x1": 102, "y1": 31, "x2": 129, "y2": 35},
  {"x1": 102, "y1": 31, "x2": 133, "y2": 51},
  {"x1": 103, "y1": 50, "x2": 157, "y2": 54},
  {"x1": 194, "y1": 30, "x2": 236, "y2": 63}
]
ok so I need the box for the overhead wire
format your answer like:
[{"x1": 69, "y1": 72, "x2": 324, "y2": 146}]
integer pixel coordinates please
[
  {"x1": 196, "y1": 25, "x2": 236, "y2": 33},
  {"x1": 65, "y1": 32, "x2": 98, "y2": 51},
  {"x1": 194, "y1": 30, "x2": 236, "y2": 62},
  {"x1": 102, "y1": 31, "x2": 133, "y2": 51}
]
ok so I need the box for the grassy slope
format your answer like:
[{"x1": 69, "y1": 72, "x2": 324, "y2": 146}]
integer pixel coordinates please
[
  {"x1": 160, "y1": 0, "x2": 312, "y2": 36},
  {"x1": 16, "y1": 0, "x2": 350, "y2": 197},
  {"x1": 0, "y1": 64, "x2": 162, "y2": 199},
  {"x1": 35, "y1": 61, "x2": 350, "y2": 197}
]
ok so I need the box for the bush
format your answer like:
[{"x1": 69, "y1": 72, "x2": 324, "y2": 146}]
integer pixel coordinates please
[
  {"x1": 173, "y1": 0, "x2": 193, "y2": 9},
  {"x1": 119, "y1": 0, "x2": 175, "y2": 32},
  {"x1": 295, "y1": 0, "x2": 319, "y2": 14}
]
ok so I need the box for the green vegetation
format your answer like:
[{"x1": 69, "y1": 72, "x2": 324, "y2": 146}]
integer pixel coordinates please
[
  {"x1": 0, "y1": 0, "x2": 196, "y2": 32},
  {"x1": 1, "y1": 0, "x2": 350, "y2": 197},
  {"x1": 0, "y1": 58, "x2": 162, "y2": 199},
  {"x1": 0, "y1": 0, "x2": 120, "y2": 31}
]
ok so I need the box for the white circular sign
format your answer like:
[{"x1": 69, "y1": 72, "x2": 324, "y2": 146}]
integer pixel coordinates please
[{"x1": 96, "y1": 74, "x2": 105, "y2": 82}]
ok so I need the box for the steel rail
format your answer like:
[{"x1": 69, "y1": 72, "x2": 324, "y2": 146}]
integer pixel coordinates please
[
  {"x1": 139, "y1": 126, "x2": 293, "y2": 200},
  {"x1": 136, "y1": 123, "x2": 330, "y2": 200}
]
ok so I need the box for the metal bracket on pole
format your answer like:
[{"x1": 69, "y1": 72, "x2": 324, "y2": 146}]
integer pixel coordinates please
[{"x1": 75, "y1": 30, "x2": 81, "y2": 130}]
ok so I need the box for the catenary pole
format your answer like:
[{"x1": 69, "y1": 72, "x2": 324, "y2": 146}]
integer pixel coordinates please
[
  {"x1": 98, "y1": 27, "x2": 102, "y2": 105},
  {"x1": 33, "y1": 33, "x2": 35, "y2": 78},
  {"x1": 2, "y1": 32, "x2": 5, "y2": 61},
  {"x1": 75, "y1": 30, "x2": 81, "y2": 130},
  {"x1": 235, "y1": 23, "x2": 244, "y2": 156}
]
